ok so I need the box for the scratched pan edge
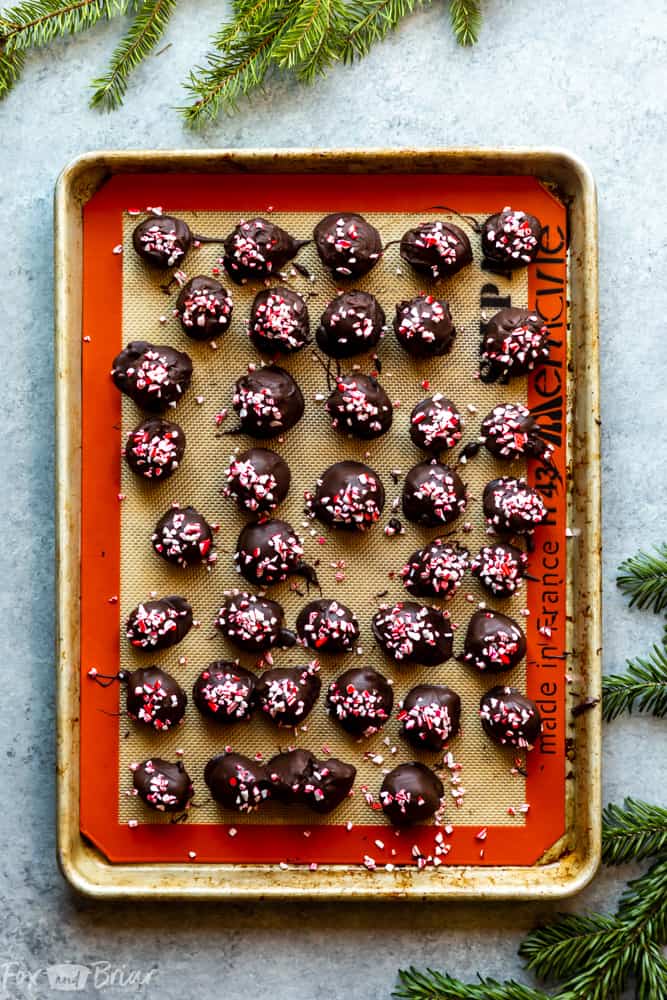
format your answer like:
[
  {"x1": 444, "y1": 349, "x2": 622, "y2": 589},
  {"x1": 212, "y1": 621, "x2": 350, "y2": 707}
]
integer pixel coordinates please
[{"x1": 54, "y1": 148, "x2": 600, "y2": 900}]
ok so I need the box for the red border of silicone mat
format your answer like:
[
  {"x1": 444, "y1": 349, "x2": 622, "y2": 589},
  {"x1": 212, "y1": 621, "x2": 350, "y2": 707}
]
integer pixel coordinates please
[{"x1": 80, "y1": 173, "x2": 567, "y2": 866}]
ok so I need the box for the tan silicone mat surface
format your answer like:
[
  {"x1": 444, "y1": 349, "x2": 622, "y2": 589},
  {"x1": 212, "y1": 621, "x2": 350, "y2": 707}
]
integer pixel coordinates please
[{"x1": 118, "y1": 209, "x2": 531, "y2": 828}]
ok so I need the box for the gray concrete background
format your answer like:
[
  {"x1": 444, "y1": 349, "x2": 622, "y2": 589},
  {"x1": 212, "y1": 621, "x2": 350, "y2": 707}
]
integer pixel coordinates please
[{"x1": 1, "y1": 0, "x2": 666, "y2": 996}]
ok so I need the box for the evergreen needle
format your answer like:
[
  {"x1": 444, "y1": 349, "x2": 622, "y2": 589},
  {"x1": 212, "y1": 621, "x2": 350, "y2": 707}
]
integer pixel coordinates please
[
  {"x1": 602, "y1": 644, "x2": 667, "y2": 720},
  {"x1": 0, "y1": 0, "x2": 127, "y2": 53},
  {"x1": 602, "y1": 798, "x2": 667, "y2": 865},
  {"x1": 0, "y1": 45, "x2": 25, "y2": 98},
  {"x1": 617, "y1": 543, "x2": 667, "y2": 614},
  {"x1": 449, "y1": 0, "x2": 480, "y2": 46}
]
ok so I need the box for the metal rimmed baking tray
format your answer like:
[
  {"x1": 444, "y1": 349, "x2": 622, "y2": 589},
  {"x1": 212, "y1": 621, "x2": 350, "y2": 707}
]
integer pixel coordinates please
[{"x1": 55, "y1": 148, "x2": 600, "y2": 900}]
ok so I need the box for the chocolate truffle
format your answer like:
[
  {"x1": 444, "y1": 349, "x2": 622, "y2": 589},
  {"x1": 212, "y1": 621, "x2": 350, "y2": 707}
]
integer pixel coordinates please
[
  {"x1": 152, "y1": 505, "x2": 214, "y2": 567},
  {"x1": 132, "y1": 215, "x2": 192, "y2": 269},
  {"x1": 326, "y1": 374, "x2": 393, "y2": 440},
  {"x1": 132, "y1": 758, "x2": 194, "y2": 812},
  {"x1": 327, "y1": 667, "x2": 394, "y2": 737},
  {"x1": 232, "y1": 364, "x2": 305, "y2": 438},
  {"x1": 248, "y1": 286, "x2": 310, "y2": 354},
  {"x1": 175, "y1": 276, "x2": 233, "y2": 341},
  {"x1": 313, "y1": 212, "x2": 382, "y2": 279},
  {"x1": 296, "y1": 598, "x2": 360, "y2": 654},
  {"x1": 480, "y1": 307, "x2": 550, "y2": 380},
  {"x1": 399, "y1": 684, "x2": 461, "y2": 752},
  {"x1": 266, "y1": 749, "x2": 356, "y2": 813},
  {"x1": 380, "y1": 762, "x2": 444, "y2": 827},
  {"x1": 124, "y1": 417, "x2": 186, "y2": 482},
  {"x1": 480, "y1": 685, "x2": 542, "y2": 749},
  {"x1": 192, "y1": 662, "x2": 257, "y2": 724},
  {"x1": 470, "y1": 542, "x2": 529, "y2": 598},
  {"x1": 410, "y1": 394, "x2": 463, "y2": 452},
  {"x1": 126, "y1": 595, "x2": 193, "y2": 652},
  {"x1": 255, "y1": 663, "x2": 321, "y2": 727},
  {"x1": 483, "y1": 477, "x2": 548, "y2": 535},
  {"x1": 372, "y1": 601, "x2": 453, "y2": 665},
  {"x1": 215, "y1": 591, "x2": 295, "y2": 653},
  {"x1": 400, "y1": 220, "x2": 472, "y2": 280},
  {"x1": 125, "y1": 666, "x2": 187, "y2": 731},
  {"x1": 394, "y1": 295, "x2": 456, "y2": 358},
  {"x1": 481, "y1": 206, "x2": 542, "y2": 268},
  {"x1": 402, "y1": 461, "x2": 467, "y2": 527},
  {"x1": 311, "y1": 461, "x2": 385, "y2": 531},
  {"x1": 204, "y1": 753, "x2": 270, "y2": 813},
  {"x1": 461, "y1": 610, "x2": 526, "y2": 674},
  {"x1": 234, "y1": 518, "x2": 306, "y2": 587},
  {"x1": 480, "y1": 402, "x2": 554, "y2": 464},
  {"x1": 316, "y1": 290, "x2": 385, "y2": 358},
  {"x1": 401, "y1": 540, "x2": 469, "y2": 599},
  {"x1": 223, "y1": 447, "x2": 291, "y2": 514},
  {"x1": 222, "y1": 218, "x2": 306, "y2": 283},
  {"x1": 111, "y1": 342, "x2": 193, "y2": 412}
]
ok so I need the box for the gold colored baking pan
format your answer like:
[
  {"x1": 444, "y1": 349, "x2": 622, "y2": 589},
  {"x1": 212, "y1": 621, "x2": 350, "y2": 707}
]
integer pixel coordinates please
[{"x1": 55, "y1": 148, "x2": 599, "y2": 899}]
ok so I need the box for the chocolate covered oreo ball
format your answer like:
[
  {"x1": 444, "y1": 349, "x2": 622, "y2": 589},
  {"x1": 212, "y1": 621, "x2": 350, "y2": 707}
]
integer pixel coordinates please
[
  {"x1": 410, "y1": 394, "x2": 463, "y2": 453},
  {"x1": 192, "y1": 662, "x2": 257, "y2": 724},
  {"x1": 402, "y1": 461, "x2": 467, "y2": 527},
  {"x1": 401, "y1": 540, "x2": 469, "y2": 599},
  {"x1": 311, "y1": 461, "x2": 385, "y2": 531},
  {"x1": 125, "y1": 666, "x2": 187, "y2": 731},
  {"x1": 215, "y1": 591, "x2": 295, "y2": 653},
  {"x1": 248, "y1": 287, "x2": 310, "y2": 354},
  {"x1": 480, "y1": 686, "x2": 542, "y2": 750},
  {"x1": 152, "y1": 505, "x2": 214, "y2": 567},
  {"x1": 471, "y1": 542, "x2": 528, "y2": 598},
  {"x1": 461, "y1": 610, "x2": 526, "y2": 674},
  {"x1": 132, "y1": 215, "x2": 192, "y2": 269},
  {"x1": 480, "y1": 402, "x2": 554, "y2": 464},
  {"x1": 483, "y1": 477, "x2": 547, "y2": 536},
  {"x1": 124, "y1": 417, "x2": 185, "y2": 482},
  {"x1": 326, "y1": 374, "x2": 393, "y2": 440},
  {"x1": 316, "y1": 290, "x2": 385, "y2": 358},
  {"x1": 132, "y1": 758, "x2": 194, "y2": 812},
  {"x1": 327, "y1": 667, "x2": 394, "y2": 737},
  {"x1": 400, "y1": 220, "x2": 472, "y2": 280},
  {"x1": 380, "y1": 762, "x2": 444, "y2": 827},
  {"x1": 481, "y1": 308, "x2": 549, "y2": 381},
  {"x1": 481, "y1": 206, "x2": 542, "y2": 268},
  {"x1": 256, "y1": 664, "x2": 321, "y2": 727},
  {"x1": 111, "y1": 342, "x2": 193, "y2": 412},
  {"x1": 234, "y1": 518, "x2": 305, "y2": 587},
  {"x1": 222, "y1": 218, "x2": 306, "y2": 283},
  {"x1": 223, "y1": 447, "x2": 291, "y2": 514},
  {"x1": 204, "y1": 753, "x2": 270, "y2": 813},
  {"x1": 399, "y1": 684, "x2": 461, "y2": 752},
  {"x1": 394, "y1": 295, "x2": 456, "y2": 358},
  {"x1": 267, "y1": 749, "x2": 356, "y2": 813},
  {"x1": 175, "y1": 276, "x2": 233, "y2": 341},
  {"x1": 126, "y1": 595, "x2": 193, "y2": 652},
  {"x1": 296, "y1": 598, "x2": 359, "y2": 654},
  {"x1": 314, "y1": 212, "x2": 382, "y2": 279},
  {"x1": 372, "y1": 601, "x2": 453, "y2": 665},
  {"x1": 233, "y1": 364, "x2": 305, "y2": 438}
]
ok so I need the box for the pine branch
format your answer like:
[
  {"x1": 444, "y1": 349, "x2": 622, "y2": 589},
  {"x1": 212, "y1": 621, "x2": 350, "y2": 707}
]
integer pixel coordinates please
[
  {"x1": 182, "y1": 0, "x2": 298, "y2": 124},
  {"x1": 602, "y1": 798, "x2": 667, "y2": 865},
  {"x1": 0, "y1": 45, "x2": 25, "y2": 97},
  {"x1": 271, "y1": 0, "x2": 348, "y2": 81},
  {"x1": 602, "y1": 644, "x2": 667, "y2": 720},
  {"x1": 518, "y1": 913, "x2": 621, "y2": 984},
  {"x1": 394, "y1": 968, "x2": 549, "y2": 1000},
  {"x1": 636, "y1": 940, "x2": 667, "y2": 1000},
  {"x1": 343, "y1": 0, "x2": 423, "y2": 61},
  {"x1": 89, "y1": 0, "x2": 175, "y2": 109},
  {"x1": 617, "y1": 858, "x2": 667, "y2": 944},
  {"x1": 617, "y1": 543, "x2": 667, "y2": 614},
  {"x1": 449, "y1": 0, "x2": 480, "y2": 46},
  {"x1": 0, "y1": 0, "x2": 127, "y2": 53}
]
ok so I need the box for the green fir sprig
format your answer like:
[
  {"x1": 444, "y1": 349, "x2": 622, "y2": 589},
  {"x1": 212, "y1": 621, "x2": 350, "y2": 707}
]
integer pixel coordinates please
[
  {"x1": 617, "y1": 543, "x2": 667, "y2": 614},
  {"x1": 602, "y1": 645, "x2": 667, "y2": 721},
  {"x1": 0, "y1": 0, "x2": 483, "y2": 121},
  {"x1": 602, "y1": 798, "x2": 667, "y2": 865}
]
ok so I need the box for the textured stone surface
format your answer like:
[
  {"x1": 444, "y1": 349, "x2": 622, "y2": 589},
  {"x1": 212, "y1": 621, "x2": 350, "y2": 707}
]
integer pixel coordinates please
[{"x1": 1, "y1": 0, "x2": 665, "y2": 996}]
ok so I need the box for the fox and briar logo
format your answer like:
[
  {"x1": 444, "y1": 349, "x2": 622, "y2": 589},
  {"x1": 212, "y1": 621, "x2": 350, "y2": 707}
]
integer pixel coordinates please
[{"x1": 0, "y1": 961, "x2": 158, "y2": 992}]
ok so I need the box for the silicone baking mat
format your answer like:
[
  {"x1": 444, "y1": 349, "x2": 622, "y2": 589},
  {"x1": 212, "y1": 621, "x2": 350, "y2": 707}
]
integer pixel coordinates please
[{"x1": 80, "y1": 173, "x2": 568, "y2": 867}]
